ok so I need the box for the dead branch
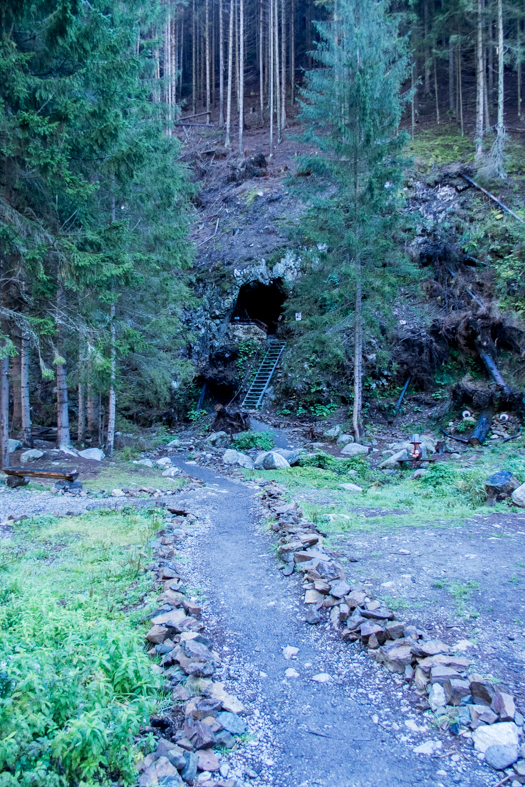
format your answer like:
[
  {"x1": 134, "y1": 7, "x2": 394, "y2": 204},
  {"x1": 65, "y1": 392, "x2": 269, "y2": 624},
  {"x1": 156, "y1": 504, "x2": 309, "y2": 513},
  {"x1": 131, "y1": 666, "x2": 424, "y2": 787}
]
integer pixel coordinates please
[
  {"x1": 439, "y1": 426, "x2": 469, "y2": 444},
  {"x1": 503, "y1": 428, "x2": 523, "y2": 443},
  {"x1": 460, "y1": 174, "x2": 525, "y2": 225}
]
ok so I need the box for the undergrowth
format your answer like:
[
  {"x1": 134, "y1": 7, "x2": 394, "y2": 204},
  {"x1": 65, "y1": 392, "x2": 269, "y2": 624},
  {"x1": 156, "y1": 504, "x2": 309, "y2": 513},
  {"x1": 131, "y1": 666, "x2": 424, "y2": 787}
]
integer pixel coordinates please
[
  {"x1": 233, "y1": 430, "x2": 275, "y2": 451},
  {"x1": 0, "y1": 508, "x2": 163, "y2": 787}
]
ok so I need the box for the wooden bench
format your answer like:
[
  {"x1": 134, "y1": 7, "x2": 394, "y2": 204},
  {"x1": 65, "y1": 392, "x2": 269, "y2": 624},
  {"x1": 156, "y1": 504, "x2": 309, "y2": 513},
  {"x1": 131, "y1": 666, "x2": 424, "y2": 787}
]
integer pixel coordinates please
[{"x1": 3, "y1": 468, "x2": 79, "y2": 488}]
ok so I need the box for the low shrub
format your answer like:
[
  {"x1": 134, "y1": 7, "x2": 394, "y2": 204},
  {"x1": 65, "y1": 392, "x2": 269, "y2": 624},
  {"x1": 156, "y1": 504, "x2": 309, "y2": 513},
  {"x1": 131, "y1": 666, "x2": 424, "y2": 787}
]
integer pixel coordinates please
[{"x1": 233, "y1": 430, "x2": 275, "y2": 451}]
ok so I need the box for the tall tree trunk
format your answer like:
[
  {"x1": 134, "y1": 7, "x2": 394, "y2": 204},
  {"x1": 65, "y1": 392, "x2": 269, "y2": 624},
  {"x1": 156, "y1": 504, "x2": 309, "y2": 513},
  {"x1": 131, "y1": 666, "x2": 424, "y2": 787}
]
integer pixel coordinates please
[
  {"x1": 106, "y1": 302, "x2": 116, "y2": 457},
  {"x1": 259, "y1": 0, "x2": 264, "y2": 122},
  {"x1": 0, "y1": 288, "x2": 9, "y2": 469},
  {"x1": 458, "y1": 35, "x2": 464, "y2": 136},
  {"x1": 518, "y1": 19, "x2": 522, "y2": 119},
  {"x1": 77, "y1": 341, "x2": 85, "y2": 445},
  {"x1": 274, "y1": 0, "x2": 281, "y2": 143},
  {"x1": 205, "y1": 0, "x2": 211, "y2": 123},
  {"x1": 475, "y1": 0, "x2": 485, "y2": 159},
  {"x1": 448, "y1": 36, "x2": 455, "y2": 114},
  {"x1": 424, "y1": 1, "x2": 431, "y2": 94},
  {"x1": 192, "y1": 0, "x2": 197, "y2": 114},
  {"x1": 87, "y1": 383, "x2": 97, "y2": 441},
  {"x1": 280, "y1": 0, "x2": 286, "y2": 130},
  {"x1": 219, "y1": 0, "x2": 225, "y2": 125},
  {"x1": 494, "y1": 0, "x2": 505, "y2": 177},
  {"x1": 290, "y1": 0, "x2": 295, "y2": 105},
  {"x1": 11, "y1": 347, "x2": 21, "y2": 432},
  {"x1": 20, "y1": 328, "x2": 31, "y2": 447},
  {"x1": 225, "y1": 0, "x2": 234, "y2": 146},
  {"x1": 269, "y1": 0, "x2": 274, "y2": 152},
  {"x1": 352, "y1": 256, "x2": 362, "y2": 440},
  {"x1": 238, "y1": 0, "x2": 244, "y2": 153},
  {"x1": 411, "y1": 62, "x2": 416, "y2": 137},
  {"x1": 433, "y1": 55, "x2": 440, "y2": 125},
  {"x1": 56, "y1": 285, "x2": 70, "y2": 449}
]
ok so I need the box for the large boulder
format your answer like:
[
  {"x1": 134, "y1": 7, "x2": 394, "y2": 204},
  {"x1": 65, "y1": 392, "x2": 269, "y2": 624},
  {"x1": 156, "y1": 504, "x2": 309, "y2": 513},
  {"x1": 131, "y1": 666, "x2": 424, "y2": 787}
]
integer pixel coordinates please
[
  {"x1": 340, "y1": 443, "x2": 369, "y2": 457},
  {"x1": 485, "y1": 470, "x2": 520, "y2": 502},
  {"x1": 222, "y1": 449, "x2": 254, "y2": 469},
  {"x1": 336, "y1": 433, "x2": 354, "y2": 446},
  {"x1": 262, "y1": 451, "x2": 290, "y2": 470},
  {"x1": 79, "y1": 447, "x2": 105, "y2": 461},
  {"x1": 273, "y1": 448, "x2": 305, "y2": 466},
  {"x1": 512, "y1": 482, "x2": 525, "y2": 508},
  {"x1": 324, "y1": 425, "x2": 342, "y2": 440},
  {"x1": 20, "y1": 449, "x2": 44, "y2": 464},
  {"x1": 8, "y1": 439, "x2": 22, "y2": 453}
]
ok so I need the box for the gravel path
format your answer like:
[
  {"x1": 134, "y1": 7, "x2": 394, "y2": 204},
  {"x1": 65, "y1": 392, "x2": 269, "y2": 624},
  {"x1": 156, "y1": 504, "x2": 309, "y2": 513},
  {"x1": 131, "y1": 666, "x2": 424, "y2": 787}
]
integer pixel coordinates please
[{"x1": 170, "y1": 456, "x2": 492, "y2": 787}]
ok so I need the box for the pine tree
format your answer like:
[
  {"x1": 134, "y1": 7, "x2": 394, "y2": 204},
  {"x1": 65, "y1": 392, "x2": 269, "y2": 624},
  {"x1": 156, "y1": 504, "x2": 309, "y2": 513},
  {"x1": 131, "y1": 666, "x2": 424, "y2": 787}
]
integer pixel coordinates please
[{"x1": 287, "y1": 0, "x2": 414, "y2": 436}]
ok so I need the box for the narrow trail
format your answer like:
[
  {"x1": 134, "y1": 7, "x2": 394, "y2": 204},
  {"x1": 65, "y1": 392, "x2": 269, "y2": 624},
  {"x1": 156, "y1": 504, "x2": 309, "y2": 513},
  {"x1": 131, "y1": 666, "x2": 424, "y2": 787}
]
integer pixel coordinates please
[{"x1": 170, "y1": 455, "x2": 460, "y2": 787}]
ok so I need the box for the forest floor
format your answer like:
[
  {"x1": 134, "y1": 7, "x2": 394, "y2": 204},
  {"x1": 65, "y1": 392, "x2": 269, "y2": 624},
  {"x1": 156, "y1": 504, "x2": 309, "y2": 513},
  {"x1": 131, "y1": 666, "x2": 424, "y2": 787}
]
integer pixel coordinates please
[{"x1": 2, "y1": 415, "x2": 525, "y2": 786}]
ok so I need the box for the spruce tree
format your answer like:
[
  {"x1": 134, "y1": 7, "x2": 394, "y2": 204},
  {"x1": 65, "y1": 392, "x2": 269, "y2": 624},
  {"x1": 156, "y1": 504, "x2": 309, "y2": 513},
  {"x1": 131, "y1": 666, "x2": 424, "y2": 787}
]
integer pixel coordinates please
[{"x1": 287, "y1": 0, "x2": 414, "y2": 436}]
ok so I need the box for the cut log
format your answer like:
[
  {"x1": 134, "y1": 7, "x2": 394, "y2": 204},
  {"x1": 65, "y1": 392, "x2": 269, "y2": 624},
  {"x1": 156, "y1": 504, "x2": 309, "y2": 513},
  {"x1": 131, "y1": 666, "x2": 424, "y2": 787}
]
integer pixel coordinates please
[
  {"x1": 468, "y1": 410, "x2": 493, "y2": 446},
  {"x1": 4, "y1": 467, "x2": 79, "y2": 482}
]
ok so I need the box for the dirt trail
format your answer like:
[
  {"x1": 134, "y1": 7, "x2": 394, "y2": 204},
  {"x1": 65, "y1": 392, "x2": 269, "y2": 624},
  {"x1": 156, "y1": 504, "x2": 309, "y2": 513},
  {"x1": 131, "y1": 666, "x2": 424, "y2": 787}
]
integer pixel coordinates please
[{"x1": 170, "y1": 454, "x2": 491, "y2": 787}]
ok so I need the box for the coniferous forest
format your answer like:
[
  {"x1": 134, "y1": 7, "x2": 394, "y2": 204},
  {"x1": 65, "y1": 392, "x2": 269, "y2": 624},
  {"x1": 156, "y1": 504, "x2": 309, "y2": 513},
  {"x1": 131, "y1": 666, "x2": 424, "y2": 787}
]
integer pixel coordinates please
[{"x1": 2, "y1": 2, "x2": 525, "y2": 786}]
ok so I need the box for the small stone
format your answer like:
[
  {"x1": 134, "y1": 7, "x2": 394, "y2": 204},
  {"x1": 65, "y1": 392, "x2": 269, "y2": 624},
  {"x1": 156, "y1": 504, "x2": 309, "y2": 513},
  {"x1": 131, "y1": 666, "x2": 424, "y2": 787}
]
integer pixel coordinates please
[
  {"x1": 156, "y1": 457, "x2": 172, "y2": 467},
  {"x1": 345, "y1": 590, "x2": 366, "y2": 609},
  {"x1": 360, "y1": 621, "x2": 386, "y2": 645},
  {"x1": 146, "y1": 625, "x2": 168, "y2": 644},
  {"x1": 181, "y1": 752, "x2": 198, "y2": 783},
  {"x1": 469, "y1": 704, "x2": 498, "y2": 726},
  {"x1": 330, "y1": 580, "x2": 351, "y2": 598},
  {"x1": 413, "y1": 740, "x2": 443, "y2": 756},
  {"x1": 216, "y1": 712, "x2": 246, "y2": 735},
  {"x1": 472, "y1": 722, "x2": 520, "y2": 753},
  {"x1": 428, "y1": 683, "x2": 447, "y2": 711},
  {"x1": 470, "y1": 676, "x2": 495, "y2": 706},
  {"x1": 312, "y1": 673, "x2": 332, "y2": 683},
  {"x1": 446, "y1": 678, "x2": 471, "y2": 705},
  {"x1": 111, "y1": 488, "x2": 125, "y2": 497},
  {"x1": 155, "y1": 757, "x2": 180, "y2": 780},
  {"x1": 215, "y1": 731, "x2": 235, "y2": 749},
  {"x1": 484, "y1": 745, "x2": 519, "y2": 770},
  {"x1": 134, "y1": 458, "x2": 154, "y2": 467},
  {"x1": 374, "y1": 642, "x2": 413, "y2": 673},
  {"x1": 305, "y1": 607, "x2": 321, "y2": 625},
  {"x1": 305, "y1": 589, "x2": 325, "y2": 604},
  {"x1": 197, "y1": 750, "x2": 220, "y2": 773},
  {"x1": 492, "y1": 692, "x2": 516, "y2": 722},
  {"x1": 285, "y1": 667, "x2": 300, "y2": 679},
  {"x1": 282, "y1": 645, "x2": 299, "y2": 659},
  {"x1": 385, "y1": 621, "x2": 405, "y2": 639}
]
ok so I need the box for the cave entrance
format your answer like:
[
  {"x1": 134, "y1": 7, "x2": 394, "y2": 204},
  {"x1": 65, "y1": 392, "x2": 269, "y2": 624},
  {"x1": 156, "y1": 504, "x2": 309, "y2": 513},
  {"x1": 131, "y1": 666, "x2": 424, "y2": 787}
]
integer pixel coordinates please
[{"x1": 231, "y1": 279, "x2": 286, "y2": 335}]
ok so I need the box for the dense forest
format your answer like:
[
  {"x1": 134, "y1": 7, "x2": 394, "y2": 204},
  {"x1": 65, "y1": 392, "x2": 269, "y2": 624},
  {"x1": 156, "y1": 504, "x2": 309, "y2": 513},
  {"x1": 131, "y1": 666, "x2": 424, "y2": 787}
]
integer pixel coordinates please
[{"x1": 1, "y1": 0, "x2": 524, "y2": 463}]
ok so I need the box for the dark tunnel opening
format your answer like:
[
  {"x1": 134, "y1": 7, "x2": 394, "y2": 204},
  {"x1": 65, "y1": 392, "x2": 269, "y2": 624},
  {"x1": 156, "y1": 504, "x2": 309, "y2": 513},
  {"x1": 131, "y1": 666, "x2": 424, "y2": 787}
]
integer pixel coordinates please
[{"x1": 231, "y1": 279, "x2": 286, "y2": 334}]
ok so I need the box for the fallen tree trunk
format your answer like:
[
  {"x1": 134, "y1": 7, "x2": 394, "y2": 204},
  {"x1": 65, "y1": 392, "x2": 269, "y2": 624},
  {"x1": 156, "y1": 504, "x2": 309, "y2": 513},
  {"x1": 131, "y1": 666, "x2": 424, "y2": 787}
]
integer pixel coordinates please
[
  {"x1": 468, "y1": 410, "x2": 493, "y2": 446},
  {"x1": 477, "y1": 350, "x2": 511, "y2": 395},
  {"x1": 4, "y1": 467, "x2": 79, "y2": 482}
]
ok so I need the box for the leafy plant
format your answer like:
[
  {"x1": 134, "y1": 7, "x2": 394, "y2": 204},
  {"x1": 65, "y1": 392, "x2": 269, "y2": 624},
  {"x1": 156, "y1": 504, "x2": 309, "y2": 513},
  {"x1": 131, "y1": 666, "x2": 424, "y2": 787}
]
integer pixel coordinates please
[{"x1": 233, "y1": 430, "x2": 275, "y2": 451}]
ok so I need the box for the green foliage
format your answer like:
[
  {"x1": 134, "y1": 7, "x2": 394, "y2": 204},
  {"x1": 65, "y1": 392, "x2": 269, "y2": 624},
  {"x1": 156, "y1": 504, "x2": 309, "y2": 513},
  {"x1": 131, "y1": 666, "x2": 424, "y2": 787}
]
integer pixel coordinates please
[
  {"x1": 418, "y1": 462, "x2": 487, "y2": 507},
  {"x1": 298, "y1": 451, "x2": 369, "y2": 478},
  {"x1": 410, "y1": 126, "x2": 475, "y2": 170},
  {"x1": 188, "y1": 408, "x2": 208, "y2": 424},
  {"x1": 282, "y1": 0, "x2": 417, "y2": 404},
  {"x1": 233, "y1": 430, "x2": 275, "y2": 451},
  {"x1": 0, "y1": 509, "x2": 162, "y2": 786}
]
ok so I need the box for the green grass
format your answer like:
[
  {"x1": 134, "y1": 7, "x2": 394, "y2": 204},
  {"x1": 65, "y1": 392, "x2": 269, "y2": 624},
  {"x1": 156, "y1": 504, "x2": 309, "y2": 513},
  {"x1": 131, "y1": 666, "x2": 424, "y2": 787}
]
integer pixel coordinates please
[
  {"x1": 410, "y1": 125, "x2": 475, "y2": 170},
  {"x1": 82, "y1": 463, "x2": 187, "y2": 494},
  {"x1": 0, "y1": 508, "x2": 165, "y2": 787}
]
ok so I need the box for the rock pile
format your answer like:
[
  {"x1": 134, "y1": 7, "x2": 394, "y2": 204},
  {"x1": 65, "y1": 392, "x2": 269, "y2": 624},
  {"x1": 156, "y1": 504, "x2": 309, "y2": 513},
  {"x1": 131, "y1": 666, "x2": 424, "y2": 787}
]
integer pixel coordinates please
[
  {"x1": 140, "y1": 511, "x2": 247, "y2": 787},
  {"x1": 259, "y1": 479, "x2": 525, "y2": 774}
]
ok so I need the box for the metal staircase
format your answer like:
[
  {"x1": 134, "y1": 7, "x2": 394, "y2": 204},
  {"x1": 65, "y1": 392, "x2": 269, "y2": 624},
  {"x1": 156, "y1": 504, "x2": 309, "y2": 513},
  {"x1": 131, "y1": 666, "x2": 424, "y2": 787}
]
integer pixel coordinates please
[{"x1": 241, "y1": 339, "x2": 286, "y2": 410}]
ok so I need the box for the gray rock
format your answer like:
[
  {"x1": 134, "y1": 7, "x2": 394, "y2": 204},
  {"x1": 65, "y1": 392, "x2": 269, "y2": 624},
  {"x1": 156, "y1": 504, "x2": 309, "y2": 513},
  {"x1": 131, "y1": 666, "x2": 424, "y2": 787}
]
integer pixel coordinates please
[
  {"x1": 340, "y1": 443, "x2": 369, "y2": 457},
  {"x1": 273, "y1": 448, "x2": 304, "y2": 466},
  {"x1": 79, "y1": 447, "x2": 105, "y2": 461},
  {"x1": 473, "y1": 722, "x2": 520, "y2": 753},
  {"x1": 324, "y1": 425, "x2": 342, "y2": 439},
  {"x1": 428, "y1": 682, "x2": 447, "y2": 711},
  {"x1": 166, "y1": 438, "x2": 181, "y2": 448},
  {"x1": 305, "y1": 607, "x2": 321, "y2": 625},
  {"x1": 485, "y1": 745, "x2": 519, "y2": 770},
  {"x1": 217, "y1": 711, "x2": 246, "y2": 735},
  {"x1": 339, "y1": 482, "x2": 363, "y2": 493},
  {"x1": 336, "y1": 433, "x2": 354, "y2": 446},
  {"x1": 379, "y1": 449, "x2": 409, "y2": 468},
  {"x1": 8, "y1": 438, "x2": 22, "y2": 453},
  {"x1": 485, "y1": 470, "x2": 520, "y2": 501},
  {"x1": 181, "y1": 751, "x2": 198, "y2": 783},
  {"x1": 262, "y1": 451, "x2": 290, "y2": 469},
  {"x1": 20, "y1": 449, "x2": 44, "y2": 463},
  {"x1": 223, "y1": 449, "x2": 254, "y2": 469},
  {"x1": 134, "y1": 458, "x2": 153, "y2": 467},
  {"x1": 330, "y1": 580, "x2": 351, "y2": 598},
  {"x1": 156, "y1": 456, "x2": 172, "y2": 467},
  {"x1": 512, "y1": 482, "x2": 525, "y2": 508},
  {"x1": 206, "y1": 431, "x2": 230, "y2": 448},
  {"x1": 215, "y1": 730, "x2": 236, "y2": 749},
  {"x1": 412, "y1": 468, "x2": 428, "y2": 479}
]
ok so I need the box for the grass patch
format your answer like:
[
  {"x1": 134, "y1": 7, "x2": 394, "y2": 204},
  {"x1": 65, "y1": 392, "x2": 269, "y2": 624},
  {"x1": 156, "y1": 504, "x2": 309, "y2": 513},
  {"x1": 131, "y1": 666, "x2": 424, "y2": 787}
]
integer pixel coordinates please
[
  {"x1": 0, "y1": 508, "x2": 164, "y2": 786},
  {"x1": 82, "y1": 463, "x2": 187, "y2": 494},
  {"x1": 410, "y1": 125, "x2": 475, "y2": 170}
]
